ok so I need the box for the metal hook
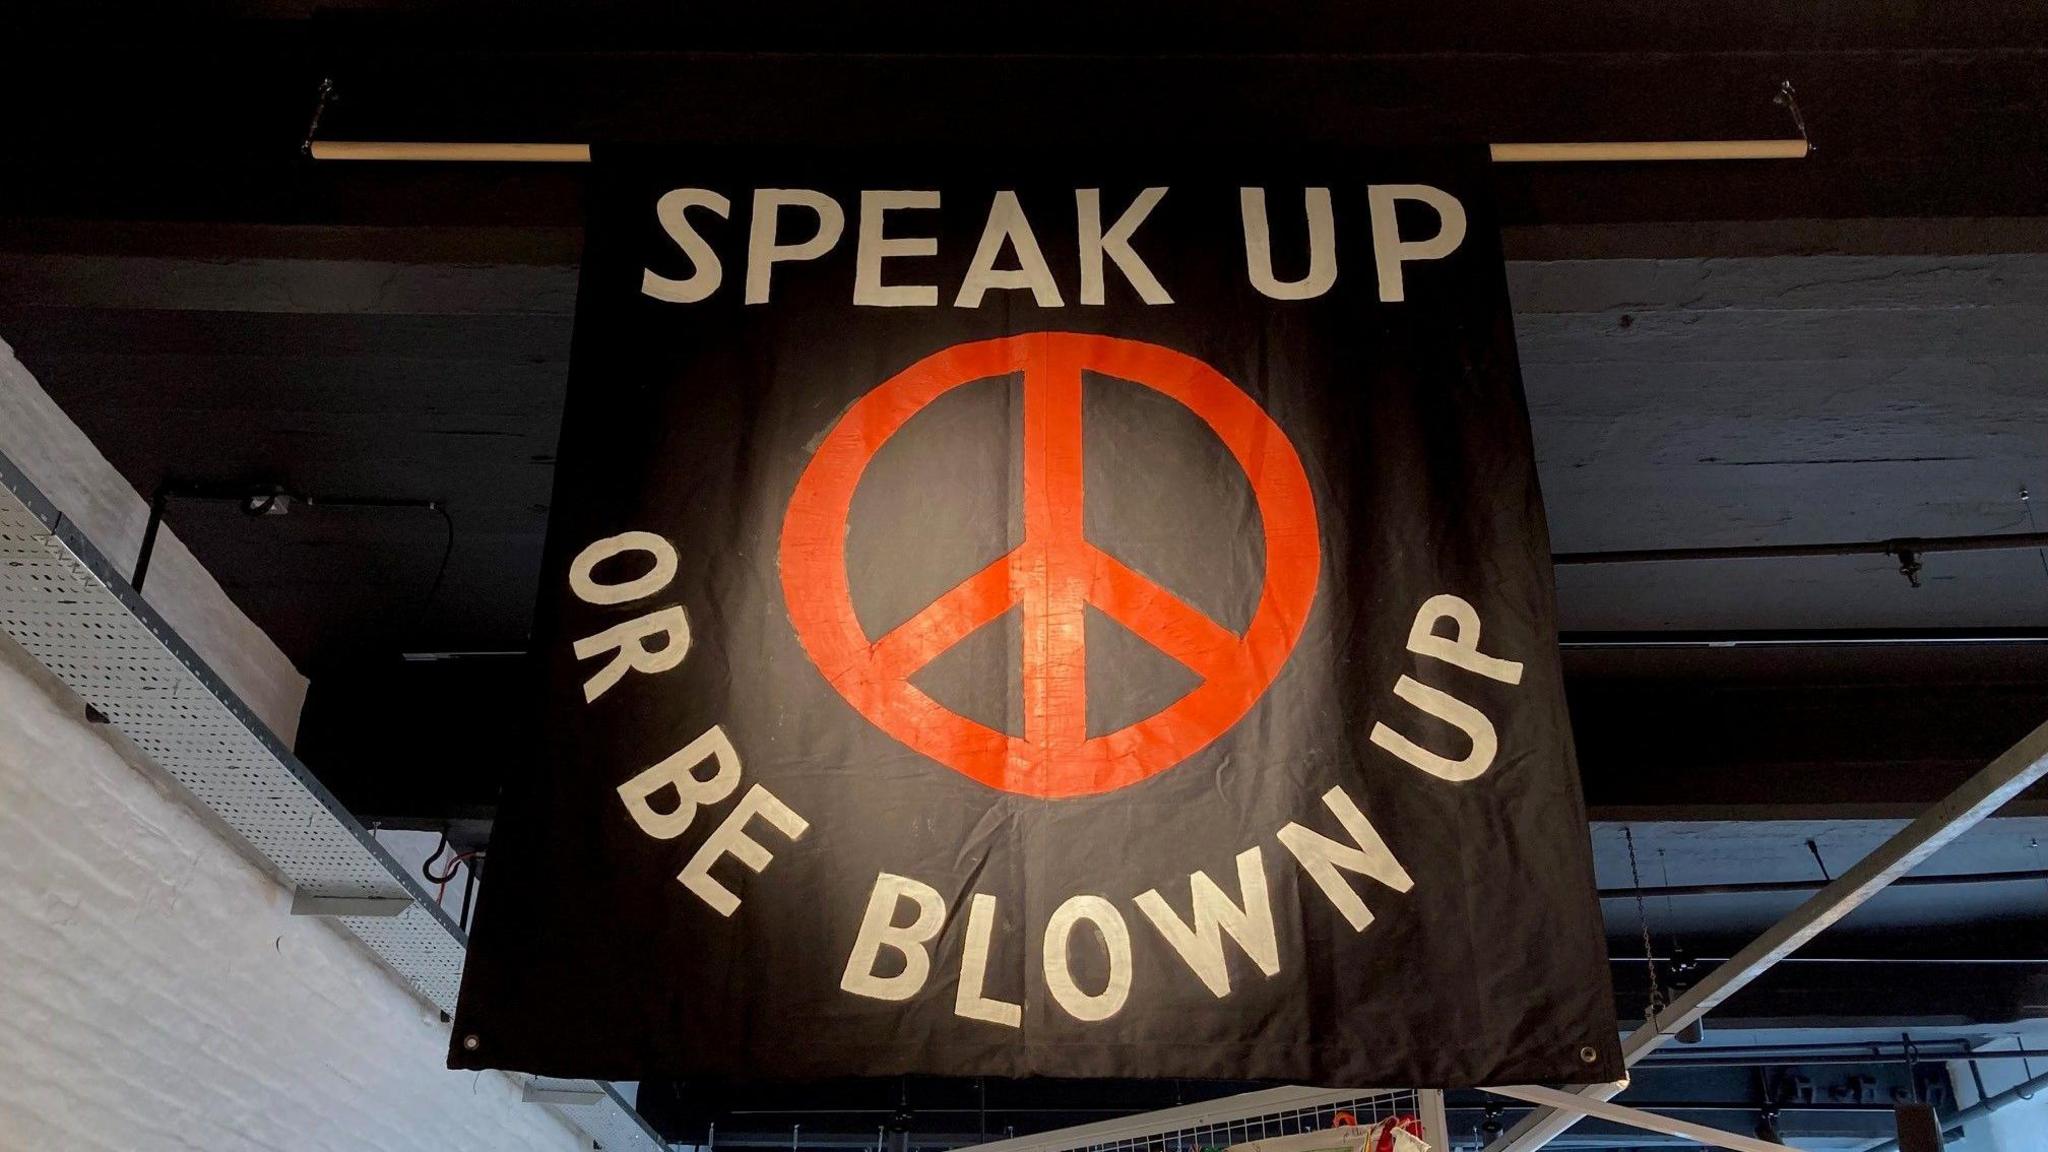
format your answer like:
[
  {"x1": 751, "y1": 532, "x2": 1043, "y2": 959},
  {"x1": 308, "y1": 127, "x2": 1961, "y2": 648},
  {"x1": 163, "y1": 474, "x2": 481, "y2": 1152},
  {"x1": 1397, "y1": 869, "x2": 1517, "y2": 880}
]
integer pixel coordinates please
[
  {"x1": 302, "y1": 77, "x2": 335, "y2": 157},
  {"x1": 1773, "y1": 80, "x2": 1814, "y2": 153},
  {"x1": 1888, "y1": 544, "x2": 1924, "y2": 588}
]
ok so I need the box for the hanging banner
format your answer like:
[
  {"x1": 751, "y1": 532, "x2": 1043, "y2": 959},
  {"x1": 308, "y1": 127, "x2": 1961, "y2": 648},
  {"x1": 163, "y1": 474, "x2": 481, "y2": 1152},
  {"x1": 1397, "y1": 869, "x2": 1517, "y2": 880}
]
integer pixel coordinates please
[{"x1": 451, "y1": 146, "x2": 1622, "y2": 1087}]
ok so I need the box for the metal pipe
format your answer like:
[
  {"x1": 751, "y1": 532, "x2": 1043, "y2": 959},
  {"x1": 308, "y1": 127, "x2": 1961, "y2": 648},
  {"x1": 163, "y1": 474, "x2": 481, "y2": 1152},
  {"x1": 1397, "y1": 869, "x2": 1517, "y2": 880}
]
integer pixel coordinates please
[
  {"x1": 1860, "y1": 1064, "x2": 2048, "y2": 1152},
  {"x1": 131, "y1": 484, "x2": 171, "y2": 593},
  {"x1": 1637, "y1": 1044, "x2": 2048, "y2": 1069},
  {"x1": 130, "y1": 482, "x2": 444, "y2": 594},
  {"x1": 1560, "y1": 628, "x2": 2048, "y2": 649},
  {"x1": 308, "y1": 139, "x2": 1812, "y2": 164},
  {"x1": 1553, "y1": 531, "x2": 2048, "y2": 567},
  {"x1": 1612, "y1": 954, "x2": 2048, "y2": 967},
  {"x1": 1599, "y1": 867, "x2": 2048, "y2": 901}
]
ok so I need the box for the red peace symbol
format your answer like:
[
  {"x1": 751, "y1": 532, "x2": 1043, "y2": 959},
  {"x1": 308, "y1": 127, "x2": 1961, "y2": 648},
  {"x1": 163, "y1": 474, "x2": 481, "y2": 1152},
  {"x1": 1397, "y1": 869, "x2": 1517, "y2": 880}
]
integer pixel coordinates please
[{"x1": 780, "y1": 332, "x2": 1320, "y2": 799}]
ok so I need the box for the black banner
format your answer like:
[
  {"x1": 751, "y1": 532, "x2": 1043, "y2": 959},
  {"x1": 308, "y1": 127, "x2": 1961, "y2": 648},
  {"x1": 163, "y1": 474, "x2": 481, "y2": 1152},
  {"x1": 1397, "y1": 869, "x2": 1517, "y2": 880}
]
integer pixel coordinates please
[{"x1": 452, "y1": 146, "x2": 1621, "y2": 1088}]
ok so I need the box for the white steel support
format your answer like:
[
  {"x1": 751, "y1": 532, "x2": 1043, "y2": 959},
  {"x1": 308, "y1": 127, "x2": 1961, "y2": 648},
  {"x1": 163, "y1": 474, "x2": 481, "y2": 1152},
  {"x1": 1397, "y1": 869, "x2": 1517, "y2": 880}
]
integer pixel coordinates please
[
  {"x1": 1483, "y1": 1084, "x2": 1797, "y2": 1152},
  {"x1": 1486, "y1": 715, "x2": 2048, "y2": 1152},
  {"x1": 1419, "y1": 1090, "x2": 1448, "y2": 1148}
]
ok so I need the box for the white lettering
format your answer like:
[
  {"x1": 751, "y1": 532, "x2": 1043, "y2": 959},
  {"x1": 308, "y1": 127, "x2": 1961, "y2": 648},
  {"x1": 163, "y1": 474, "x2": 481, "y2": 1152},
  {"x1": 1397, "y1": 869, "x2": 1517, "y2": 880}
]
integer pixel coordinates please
[
  {"x1": 841, "y1": 872, "x2": 948, "y2": 1001},
  {"x1": 954, "y1": 892, "x2": 1022, "y2": 1027},
  {"x1": 1042, "y1": 894, "x2": 1131, "y2": 1022},
  {"x1": 1367, "y1": 184, "x2": 1467, "y2": 303},
  {"x1": 1134, "y1": 847, "x2": 1280, "y2": 998},
  {"x1": 746, "y1": 189, "x2": 846, "y2": 304},
  {"x1": 1277, "y1": 786, "x2": 1414, "y2": 931},
  {"x1": 1240, "y1": 187, "x2": 1336, "y2": 301},
  {"x1": 1077, "y1": 187, "x2": 1172, "y2": 305},
  {"x1": 679, "y1": 783, "x2": 809, "y2": 916},
  {"x1": 641, "y1": 189, "x2": 731, "y2": 303},
  {"x1": 616, "y1": 725, "x2": 742, "y2": 840},
  {"x1": 573, "y1": 605, "x2": 690, "y2": 702},
  {"x1": 854, "y1": 190, "x2": 941, "y2": 307},
  {"x1": 568, "y1": 531, "x2": 678, "y2": 606},
  {"x1": 1406, "y1": 593, "x2": 1523, "y2": 685},
  {"x1": 1370, "y1": 675, "x2": 1500, "y2": 781},
  {"x1": 955, "y1": 191, "x2": 1063, "y2": 308}
]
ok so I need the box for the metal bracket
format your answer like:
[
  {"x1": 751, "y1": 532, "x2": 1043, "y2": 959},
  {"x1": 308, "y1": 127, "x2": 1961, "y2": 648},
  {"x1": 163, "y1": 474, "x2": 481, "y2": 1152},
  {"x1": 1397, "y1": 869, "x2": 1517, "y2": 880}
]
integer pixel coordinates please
[
  {"x1": 289, "y1": 891, "x2": 415, "y2": 918},
  {"x1": 524, "y1": 1084, "x2": 608, "y2": 1107},
  {"x1": 1887, "y1": 544, "x2": 1924, "y2": 588},
  {"x1": 132, "y1": 484, "x2": 171, "y2": 593},
  {"x1": 302, "y1": 77, "x2": 335, "y2": 157},
  {"x1": 1773, "y1": 80, "x2": 1814, "y2": 153}
]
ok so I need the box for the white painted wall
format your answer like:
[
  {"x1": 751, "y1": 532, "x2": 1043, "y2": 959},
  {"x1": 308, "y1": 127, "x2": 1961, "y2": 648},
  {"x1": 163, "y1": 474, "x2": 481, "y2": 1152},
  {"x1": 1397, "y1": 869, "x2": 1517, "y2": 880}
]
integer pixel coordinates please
[
  {"x1": 0, "y1": 336, "x2": 307, "y2": 742},
  {"x1": 0, "y1": 633, "x2": 585, "y2": 1152},
  {"x1": 1947, "y1": 1036, "x2": 2048, "y2": 1152}
]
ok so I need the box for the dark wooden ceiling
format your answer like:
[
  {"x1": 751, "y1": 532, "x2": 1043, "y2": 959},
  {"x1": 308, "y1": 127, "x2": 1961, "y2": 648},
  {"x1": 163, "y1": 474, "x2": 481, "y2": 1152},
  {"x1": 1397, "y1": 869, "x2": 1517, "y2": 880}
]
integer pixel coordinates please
[
  {"x1": 5, "y1": 5, "x2": 2048, "y2": 1144},
  {"x1": 8, "y1": 245, "x2": 2044, "y2": 665}
]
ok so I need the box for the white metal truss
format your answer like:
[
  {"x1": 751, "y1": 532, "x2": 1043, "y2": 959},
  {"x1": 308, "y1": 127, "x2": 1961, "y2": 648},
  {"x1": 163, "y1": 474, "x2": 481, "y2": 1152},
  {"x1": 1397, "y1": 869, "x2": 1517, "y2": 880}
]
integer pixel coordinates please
[
  {"x1": 1482, "y1": 1084, "x2": 1794, "y2": 1152},
  {"x1": 0, "y1": 449, "x2": 666, "y2": 1151},
  {"x1": 1485, "y1": 714, "x2": 2048, "y2": 1152},
  {"x1": 958, "y1": 1087, "x2": 1445, "y2": 1152}
]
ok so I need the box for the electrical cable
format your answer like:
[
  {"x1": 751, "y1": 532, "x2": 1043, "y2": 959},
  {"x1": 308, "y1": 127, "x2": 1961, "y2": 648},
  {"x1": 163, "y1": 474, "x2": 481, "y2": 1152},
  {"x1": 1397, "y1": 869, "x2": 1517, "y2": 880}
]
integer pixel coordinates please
[
  {"x1": 419, "y1": 832, "x2": 449, "y2": 880},
  {"x1": 422, "y1": 833, "x2": 465, "y2": 885},
  {"x1": 2024, "y1": 487, "x2": 2048, "y2": 585},
  {"x1": 419, "y1": 502, "x2": 455, "y2": 623},
  {"x1": 434, "y1": 850, "x2": 481, "y2": 906}
]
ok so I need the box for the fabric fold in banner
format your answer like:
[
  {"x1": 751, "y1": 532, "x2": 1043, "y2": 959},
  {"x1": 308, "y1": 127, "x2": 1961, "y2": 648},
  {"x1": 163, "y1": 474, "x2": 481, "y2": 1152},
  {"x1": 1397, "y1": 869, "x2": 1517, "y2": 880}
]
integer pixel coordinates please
[{"x1": 451, "y1": 145, "x2": 1622, "y2": 1087}]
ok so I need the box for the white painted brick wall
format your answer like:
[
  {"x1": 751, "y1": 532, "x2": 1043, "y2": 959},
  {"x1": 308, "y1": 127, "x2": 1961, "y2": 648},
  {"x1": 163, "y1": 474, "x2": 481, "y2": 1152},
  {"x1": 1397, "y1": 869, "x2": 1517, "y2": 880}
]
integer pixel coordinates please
[{"x1": 0, "y1": 637, "x2": 586, "y2": 1152}]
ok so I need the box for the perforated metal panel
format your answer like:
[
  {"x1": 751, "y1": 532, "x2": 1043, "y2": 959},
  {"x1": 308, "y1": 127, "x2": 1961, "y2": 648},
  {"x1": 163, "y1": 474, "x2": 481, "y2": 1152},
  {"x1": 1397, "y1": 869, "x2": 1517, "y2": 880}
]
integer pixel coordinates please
[
  {"x1": 0, "y1": 451, "x2": 666, "y2": 1151},
  {"x1": 532, "y1": 1079, "x2": 668, "y2": 1149},
  {"x1": 341, "y1": 904, "x2": 471, "y2": 1011}
]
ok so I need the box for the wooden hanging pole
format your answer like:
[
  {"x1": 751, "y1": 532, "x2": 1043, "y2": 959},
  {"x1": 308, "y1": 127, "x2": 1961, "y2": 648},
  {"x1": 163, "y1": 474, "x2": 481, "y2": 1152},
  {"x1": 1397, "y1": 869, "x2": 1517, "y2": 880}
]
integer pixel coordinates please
[
  {"x1": 306, "y1": 138, "x2": 1810, "y2": 163},
  {"x1": 302, "y1": 78, "x2": 1811, "y2": 164}
]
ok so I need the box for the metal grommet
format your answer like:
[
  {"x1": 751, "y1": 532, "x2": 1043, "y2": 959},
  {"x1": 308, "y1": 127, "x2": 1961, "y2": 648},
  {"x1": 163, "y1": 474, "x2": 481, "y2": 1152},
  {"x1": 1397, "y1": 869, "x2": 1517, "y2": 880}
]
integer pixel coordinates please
[
  {"x1": 462, "y1": 1034, "x2": 482, "y2": 1052},
  {"x1": 1579, "y1": 1045, "x2": 1600, "y2": 1064}
]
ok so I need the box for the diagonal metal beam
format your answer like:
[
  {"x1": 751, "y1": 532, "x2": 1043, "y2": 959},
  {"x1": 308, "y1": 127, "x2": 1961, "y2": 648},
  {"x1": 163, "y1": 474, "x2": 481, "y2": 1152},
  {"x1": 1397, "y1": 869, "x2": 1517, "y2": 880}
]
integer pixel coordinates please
[
  {"x1": 1484, "y1": 1084, "x2": 1790, "y2": 1152},
  {"x1": 1485, "y1": 715, "x2": 2048, "y2": 1152}
]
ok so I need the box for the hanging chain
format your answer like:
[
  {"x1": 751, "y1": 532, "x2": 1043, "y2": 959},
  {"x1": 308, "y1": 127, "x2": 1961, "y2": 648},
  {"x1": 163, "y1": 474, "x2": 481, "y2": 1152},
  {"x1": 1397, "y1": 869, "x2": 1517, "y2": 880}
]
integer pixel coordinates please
[
  {"x1": 1624, "y1": 826, "x2": 1668, "y2": 1025},
  {"x1": 302, "y1": 77, "x2": 335, "y2": 157},
  {"x1": 1774, "y1": 80, "x2": 1813, "y2": 152}
]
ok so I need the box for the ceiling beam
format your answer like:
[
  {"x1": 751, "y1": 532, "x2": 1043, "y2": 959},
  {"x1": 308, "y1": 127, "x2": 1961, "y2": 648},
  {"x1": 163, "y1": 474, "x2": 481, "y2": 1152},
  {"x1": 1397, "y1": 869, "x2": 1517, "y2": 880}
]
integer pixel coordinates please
[{"x1": 1483, "y1": 714, "x2": 2048, "y2": 1152}]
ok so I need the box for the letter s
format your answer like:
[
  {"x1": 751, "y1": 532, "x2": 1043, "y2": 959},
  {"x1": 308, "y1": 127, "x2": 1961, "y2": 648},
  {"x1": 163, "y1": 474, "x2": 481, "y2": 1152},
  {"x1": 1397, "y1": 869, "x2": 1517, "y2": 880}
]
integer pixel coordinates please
[{"x1": 642, "y1": 188, "x2": 732, "y2": 303}]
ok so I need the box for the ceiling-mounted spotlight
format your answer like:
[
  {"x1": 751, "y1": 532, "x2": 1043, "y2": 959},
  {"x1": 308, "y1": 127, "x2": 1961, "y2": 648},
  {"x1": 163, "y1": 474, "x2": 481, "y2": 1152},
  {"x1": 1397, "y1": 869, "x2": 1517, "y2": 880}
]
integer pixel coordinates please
[
  {"x1": 241, "y1": 487, "x2": 292, "y2": 517},
  {"x1": 1669, "y1": 945, "x2": 1703, "y2": 1043},
  {"x1": 1754, "y1": 1106, "x2": 1782, "y2": 1144}
]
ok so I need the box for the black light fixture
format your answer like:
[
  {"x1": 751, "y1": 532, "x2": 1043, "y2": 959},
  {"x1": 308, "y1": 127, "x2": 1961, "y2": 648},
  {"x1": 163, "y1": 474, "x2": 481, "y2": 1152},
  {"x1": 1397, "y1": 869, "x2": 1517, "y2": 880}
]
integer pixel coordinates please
[
  {"x1": 1669, "y1": 945, "x2": 1704, "y2": 1043},
  {"x1": 1755, "y1": 1105, "x2": 1783, "y2": 1143}
]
